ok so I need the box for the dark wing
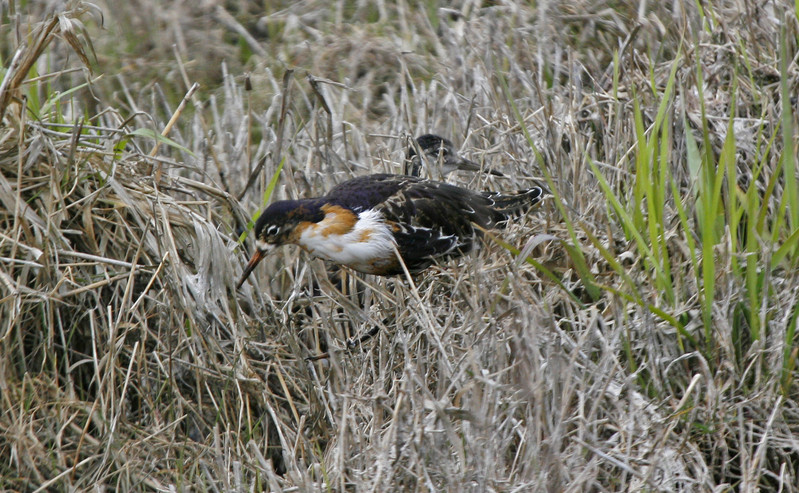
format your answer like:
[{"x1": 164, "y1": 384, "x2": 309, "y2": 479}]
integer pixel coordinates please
[
  {"x1": 324, "y1": 174, "x2": 544, "y2": 273},
  {"x1": 479, "y1": 186, "x2": 545, "y2": 222},
  {"x1": 373, "y1": 178, "x2": 504, "y2": 272},
  {"x1": 323, "y1": 174, "x2": 422, "y2": 213}
]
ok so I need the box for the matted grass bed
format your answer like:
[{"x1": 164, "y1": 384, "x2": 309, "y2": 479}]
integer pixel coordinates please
[{"x1": 1, "y1": 1, "x2": 798, "y2": 491}]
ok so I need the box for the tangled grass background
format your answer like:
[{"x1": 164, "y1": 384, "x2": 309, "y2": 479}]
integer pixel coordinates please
[{"x1": 1, "y1": 1, "x2": 798, "y2": 490}]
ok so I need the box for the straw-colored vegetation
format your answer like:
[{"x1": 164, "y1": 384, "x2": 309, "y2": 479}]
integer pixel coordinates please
[{"x1": 2, "y1": 0, "x2": 798, "y2": 490}]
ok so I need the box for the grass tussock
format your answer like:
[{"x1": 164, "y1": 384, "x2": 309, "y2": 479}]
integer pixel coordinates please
[{"x1": 2, "y1": 0, "x2": 799, "y2": 491}]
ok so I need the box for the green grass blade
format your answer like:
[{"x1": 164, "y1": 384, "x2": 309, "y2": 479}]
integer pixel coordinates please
[
  {"x1": 780, "y1": 23, "x2": 798, "y2": 238},
  {"x1": 782, "y1": 301, "x2": 799, "y2": 395},
  {"x1": 588, "y1": 156, "x2": 672, "y2": 301},
  {"x1": 479, "y1": 227, "x2": 585, "y2": 307},
  {"x1": 238, "y1": 156, "x2": 285, "y2": 242},
  {"x1": 128, "y1": 128, "x2": 196, "y2": 157},
  {"x1": 495, "y1": 61, "x2": 600, "y2": 300}
]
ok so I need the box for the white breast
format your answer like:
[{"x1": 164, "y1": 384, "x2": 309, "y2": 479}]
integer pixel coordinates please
[{"x1": 297, "y1": 208, "x2": 396, "y2": 273}]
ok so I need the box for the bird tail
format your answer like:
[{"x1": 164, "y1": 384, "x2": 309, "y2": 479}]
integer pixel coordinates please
[{"x1": 483, "y1": 186, "x2": 545, "y2": 223}]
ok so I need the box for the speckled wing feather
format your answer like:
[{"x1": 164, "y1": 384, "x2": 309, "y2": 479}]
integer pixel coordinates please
[
  {"x1": 323, "y1": 174, "x2": 543, "y2": 273},
  {"x1": 323, "y1": 174, "x2": 415, "y2": 213},
  {"x1": 480, "y1": 187, "x2": 545, "y2": 221}
]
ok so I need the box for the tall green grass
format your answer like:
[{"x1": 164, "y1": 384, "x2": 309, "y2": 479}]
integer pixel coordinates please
[{"x1": 500, "y1": 40, "x2": 799, "y2": 396}]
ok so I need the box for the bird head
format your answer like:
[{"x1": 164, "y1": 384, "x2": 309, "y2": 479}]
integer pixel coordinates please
[
  {"x1": 236, "y1": 199, "x2": 323, "y2": 289},
  {"x1": 405, "y1": 134, "x2": 502, "y2": 178}
]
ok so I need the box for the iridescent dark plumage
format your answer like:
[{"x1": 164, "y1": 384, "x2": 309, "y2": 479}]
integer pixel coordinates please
[{"x1": 237, "y1": 174, "x2": 544, "y2": 288}]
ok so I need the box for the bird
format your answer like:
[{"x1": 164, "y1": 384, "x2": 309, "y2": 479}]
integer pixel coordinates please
[
  {"x1": 405, "y1": 134, "x2": 503, "y2": 178},
  {"x1": 236, "y1": 173, "x2": 544, "y2": 289}
]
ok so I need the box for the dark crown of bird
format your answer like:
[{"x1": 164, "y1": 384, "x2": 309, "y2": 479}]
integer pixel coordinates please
[{"x1": 405, "y1": 134, "x2": 503, "y2": 178}]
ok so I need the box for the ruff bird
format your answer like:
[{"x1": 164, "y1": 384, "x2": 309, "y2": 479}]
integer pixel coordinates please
[
  {"x1": 237, "y1": 173, "x2": 543, "y2": 288},
  {"x1": 405, "y1": 134, "x2": 503, "y2": 178}
]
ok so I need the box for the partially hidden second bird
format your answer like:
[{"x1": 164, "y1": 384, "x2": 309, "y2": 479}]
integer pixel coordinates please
[
  {"x1": 237, "y1": 172, "x2": 544, "y2": 289},
  {"x1": 405, "y1": 134, "x2": 503, "y2": 178}
]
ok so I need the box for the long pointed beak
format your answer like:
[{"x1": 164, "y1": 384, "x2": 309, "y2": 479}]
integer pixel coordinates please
[
  {"x1": 456, "y1": 157, "x2": 505, "y2": 177},
  {"x1": 236, "y1": 249, "x2": 266, "y2": 290}
]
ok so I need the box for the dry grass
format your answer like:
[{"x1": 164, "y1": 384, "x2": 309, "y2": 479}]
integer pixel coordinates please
[{"x1": 2, "y1": 0, "x2": 799, "y2": 491}]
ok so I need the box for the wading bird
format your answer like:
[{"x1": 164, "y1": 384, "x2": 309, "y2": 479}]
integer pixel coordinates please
[
  {"x1": 237, "y1": 173, "x2": 543, "y2": 289},
  {"x1": 405, "y1": 134, "x2": 503, "y2": 178}
]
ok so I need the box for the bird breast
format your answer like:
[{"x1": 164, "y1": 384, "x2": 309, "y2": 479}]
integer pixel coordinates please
[{"x1": 296, "y1": 205, "x2": 397, "y2": 274}]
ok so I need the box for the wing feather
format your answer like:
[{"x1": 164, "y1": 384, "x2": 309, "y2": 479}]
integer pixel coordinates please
[{"x1": 322, "y1": 174, "x2": 543, "y2": 273}]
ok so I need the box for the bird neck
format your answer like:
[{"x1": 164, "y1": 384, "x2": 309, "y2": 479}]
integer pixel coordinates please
[{"x1": 405, "y1": 156, "x2": 423, "y2": 177}]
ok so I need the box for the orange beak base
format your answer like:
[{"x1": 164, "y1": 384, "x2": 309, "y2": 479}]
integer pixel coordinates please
[{"x1": 236, "y1": 249, "x2": 266, "y2": 290}]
